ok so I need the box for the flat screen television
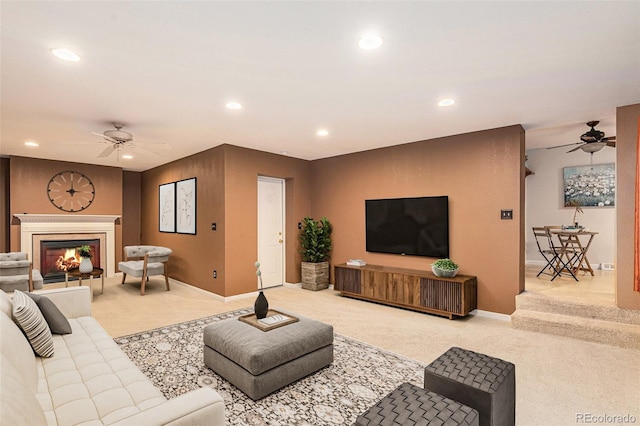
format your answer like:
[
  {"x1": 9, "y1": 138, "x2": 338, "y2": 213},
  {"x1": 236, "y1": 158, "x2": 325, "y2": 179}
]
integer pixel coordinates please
[{"x1": 365, "y1": 196, "x2": 449, "y2": 258}]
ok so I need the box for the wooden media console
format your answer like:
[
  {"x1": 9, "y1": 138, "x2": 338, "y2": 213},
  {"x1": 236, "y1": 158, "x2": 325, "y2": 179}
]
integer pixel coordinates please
[{"x1": 334, "y1": 263, "x2": 477, "y2": 319}]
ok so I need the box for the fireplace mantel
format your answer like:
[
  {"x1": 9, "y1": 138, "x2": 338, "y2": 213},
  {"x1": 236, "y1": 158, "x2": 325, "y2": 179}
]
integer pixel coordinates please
[
  {"x1": 14, "y1": 214, "x2": 120, "y2": 224},
  {"x1": 14, "y1": 214, "x2": 120, "y2": 278}
]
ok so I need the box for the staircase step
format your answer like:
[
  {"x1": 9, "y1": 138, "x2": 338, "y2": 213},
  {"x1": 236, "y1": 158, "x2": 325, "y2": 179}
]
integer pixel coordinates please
[
  {"x1": 511, "y1": 309, "x2": 640, "y2": 349},
  {"x1": 515, "y1": 292, "x2": 640, "y2": 325}
]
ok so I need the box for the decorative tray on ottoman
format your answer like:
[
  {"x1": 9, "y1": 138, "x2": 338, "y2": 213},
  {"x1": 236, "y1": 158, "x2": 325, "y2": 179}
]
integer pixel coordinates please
[{"x1": 239, "y1": 309, "x2": 299, "y2": 331}]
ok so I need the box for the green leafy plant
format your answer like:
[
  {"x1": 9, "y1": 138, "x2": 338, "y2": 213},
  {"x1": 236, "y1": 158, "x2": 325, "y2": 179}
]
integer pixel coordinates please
[
  {"x1": 77, "y1": 245, "x2": 92, "y2": 258},
  {"x1": 433, "y1": 258, "x2": 458, "y2": 271},
  {"x1": 299, "y1": 217, "x2": 333, "y2": 263}
]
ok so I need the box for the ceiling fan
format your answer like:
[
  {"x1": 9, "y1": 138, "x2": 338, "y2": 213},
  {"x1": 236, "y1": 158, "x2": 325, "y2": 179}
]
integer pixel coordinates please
[
  {"x1": 90, "y1": 122, "x2": 168, "y2": 159},
  {"x1": 546, "y1": 121, "x2": 616, "y2": 154}
]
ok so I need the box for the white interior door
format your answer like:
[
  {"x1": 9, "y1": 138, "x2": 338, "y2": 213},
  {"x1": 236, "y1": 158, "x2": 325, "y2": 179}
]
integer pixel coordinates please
[{"x1": 257, "y1": 177, "x2": 285, "y2": 288}]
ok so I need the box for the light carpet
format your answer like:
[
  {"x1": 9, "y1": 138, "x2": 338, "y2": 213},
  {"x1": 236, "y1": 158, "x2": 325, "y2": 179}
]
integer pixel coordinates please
[{"x1": 115, "y1": 308, "x2": 425, "y2": 425}]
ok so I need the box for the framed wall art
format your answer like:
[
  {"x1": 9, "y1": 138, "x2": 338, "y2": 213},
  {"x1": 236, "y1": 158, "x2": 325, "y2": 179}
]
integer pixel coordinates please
[
  {"x1": 563, "y1": 163, "x2": 615, "y2": 207},
  {"x1": 176, "y1": 177, "x2": 197, "y2": 234},
  {"x1": 159, "y1": 182, "x2": 176, "y2": 232}
]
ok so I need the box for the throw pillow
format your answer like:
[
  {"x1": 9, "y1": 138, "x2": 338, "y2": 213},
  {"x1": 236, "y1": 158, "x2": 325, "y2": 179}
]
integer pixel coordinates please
[
  {"x1": 11, "y1": 290, "x2": 54, "y2": 357},
  {"x1": 26, "y1": 293, "x2": 72, "y2": 335}
]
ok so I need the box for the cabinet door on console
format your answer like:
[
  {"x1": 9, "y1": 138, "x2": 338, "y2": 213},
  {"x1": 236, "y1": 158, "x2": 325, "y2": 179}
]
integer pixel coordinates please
[
  {"x1": 420, "y1": 278, "x2": 463, "y2": 314},
  {"x1": 389, "y1": 273, "x2": 421, "y2": 306},
  {"x1": 335, "y1": 266, "x2": 361, "y2": 294},
  {"x1": 362, "y1": 270, "x2": 386, "y2": 299}
]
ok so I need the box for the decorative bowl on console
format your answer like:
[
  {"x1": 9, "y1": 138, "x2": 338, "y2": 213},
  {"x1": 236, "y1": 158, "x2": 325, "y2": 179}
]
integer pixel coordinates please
[{"x1": 431, "y1": 258, "x2": 459, "y2": 278}]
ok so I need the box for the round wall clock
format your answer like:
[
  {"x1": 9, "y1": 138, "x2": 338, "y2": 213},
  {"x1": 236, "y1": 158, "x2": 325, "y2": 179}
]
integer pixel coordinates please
[{"x1": 47, "y1": 171, "x2": 95, "y2": 212}]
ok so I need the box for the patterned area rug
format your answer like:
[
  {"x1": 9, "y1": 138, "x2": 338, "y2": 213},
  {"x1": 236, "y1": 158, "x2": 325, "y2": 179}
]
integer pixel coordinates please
[{"x1": 115, "y1": 308, "x2": 425, "y2": 425}]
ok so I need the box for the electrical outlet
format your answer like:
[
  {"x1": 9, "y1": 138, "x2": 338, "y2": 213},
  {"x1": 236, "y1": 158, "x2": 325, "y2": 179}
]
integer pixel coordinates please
[
  {"x1": 213, "y1": 270, "x2": 217, "y2": 279},
  {"x1": 211, "y1": 223, "x2": 216, "y2": 230},
  {"x1": 501, "y1": 209, "x2": 513, "y2": 220},
  {"x1": 298, "y1": 222, "x2": 302, "y2": 230}
]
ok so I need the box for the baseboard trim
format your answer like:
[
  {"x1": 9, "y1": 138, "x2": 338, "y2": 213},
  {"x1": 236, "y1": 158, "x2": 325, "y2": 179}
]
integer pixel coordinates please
[
  {"x1": 170, "y1": 278, "x2": 305, "y2": 302},
  {"x1": 470, "y1": 309, "x2": 512, "y2": 322},
  {"x1": 168, "y1": 278, "x2": 227, "y2": 301},
  {"x1": 284, "y1": 282, "x2": 302, "y2": 289}
]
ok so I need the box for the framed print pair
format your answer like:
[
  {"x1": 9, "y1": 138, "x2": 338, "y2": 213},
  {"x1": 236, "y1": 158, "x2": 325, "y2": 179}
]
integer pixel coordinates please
[{"x1": 159, "y1": 178, "x2": 197, "y2": 234}]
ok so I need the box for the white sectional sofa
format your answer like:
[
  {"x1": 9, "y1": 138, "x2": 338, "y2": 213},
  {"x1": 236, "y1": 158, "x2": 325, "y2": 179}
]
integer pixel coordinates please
[{"x1": 0, "y1": 286, "x2": 225, "y2": 425}]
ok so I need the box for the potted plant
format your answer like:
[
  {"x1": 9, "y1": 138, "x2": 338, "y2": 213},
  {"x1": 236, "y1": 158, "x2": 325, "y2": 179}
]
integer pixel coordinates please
[
  {"x1": 299, "y1": 216, "x2": 333, "y2": 291},
  {"x1": 568, "y1": 200, "x2": 583, "y2": 228},
  {"x1": 432, "y1": 258, "x2": 459, "y2": 278},
  {"x1": 77, "y1": 245, "x2": 93, "y2": 273}
]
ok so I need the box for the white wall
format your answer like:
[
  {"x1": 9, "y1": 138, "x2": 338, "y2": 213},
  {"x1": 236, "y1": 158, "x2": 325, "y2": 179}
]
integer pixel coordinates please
[{"x1": 525, "y1": 146, "x2": 615, "y2": 267}]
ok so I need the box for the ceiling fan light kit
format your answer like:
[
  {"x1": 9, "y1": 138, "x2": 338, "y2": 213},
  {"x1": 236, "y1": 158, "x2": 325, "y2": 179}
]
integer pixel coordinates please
[
  {"x1": 102, "y1": 123, "x2": 133, "y2": 143},
  {"x1": 580, "y1": 142, "x2": 606, "y2": 153}
]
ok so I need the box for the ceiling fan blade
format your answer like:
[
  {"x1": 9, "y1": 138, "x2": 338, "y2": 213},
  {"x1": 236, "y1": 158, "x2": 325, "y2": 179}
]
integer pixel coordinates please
[
  {"x1": 606, "y1": 140, "x2": 616, "y2": 148},
  {"x1": 97, "y1": 145, "x2": 117, "y2": 158},
  {"x1": 547, "y1": 142, "x2": 582, "y2": 150},
  {"x1": 567, "y1": 144, "x2": 586, "y2": 153},
  {"x1": 91, "y1": 131, "x2": 118, "y2": 144}
]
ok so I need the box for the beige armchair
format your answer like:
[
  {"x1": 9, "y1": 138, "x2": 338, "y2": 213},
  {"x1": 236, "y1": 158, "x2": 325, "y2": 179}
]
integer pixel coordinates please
[
  {"x1": 118, "y1": 246, "x2": 172, "y2": 295},
  {"x1": 0, "y1": 252, "x2": 44, "y2": 292}
]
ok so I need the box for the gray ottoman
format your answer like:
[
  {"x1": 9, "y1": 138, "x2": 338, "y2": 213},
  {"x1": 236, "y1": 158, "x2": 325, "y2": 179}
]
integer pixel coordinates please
[
  {"x1": 356, "y1": 382, "x2": 479, "y2": 426},
  {"x1": 203, "y1": 311, "x2": 333, "y2": 400},
  {"x1": 424, "y1": 347, "x2": 515, "y2": 426}
]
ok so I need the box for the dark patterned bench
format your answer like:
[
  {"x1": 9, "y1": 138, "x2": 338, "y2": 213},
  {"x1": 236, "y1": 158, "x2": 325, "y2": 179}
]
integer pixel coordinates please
[
  {"x1": 356, "y1": 382, "x2": 479, "y2": 426},
  {"x1": 424, "y1": 347, "x2": 515, "y2": 426}
]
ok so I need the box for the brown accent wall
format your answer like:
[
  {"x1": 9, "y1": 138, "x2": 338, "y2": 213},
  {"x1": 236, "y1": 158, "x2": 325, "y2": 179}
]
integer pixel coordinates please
[
  {"x1": 224, "y1": 145, "x2": 312, "y2": 295},
  {"x1": 122, "y1": 171, "x2": 142, "y2": 248},
  {"x1": 140, "y1": 144, "x2": 312, "y2": 297},
  {"x1": 311, "y1": 125, "x2": 525, "y2": 314},
  {"x1": 8, "y1": 157, "x2": 124, "y2": 262},
  {"x1": 140, "y1": 146, "x2": 227, "y2": 295},
  {"x1": 616, "y1": 103, "x2": 640, "y2": 310}
]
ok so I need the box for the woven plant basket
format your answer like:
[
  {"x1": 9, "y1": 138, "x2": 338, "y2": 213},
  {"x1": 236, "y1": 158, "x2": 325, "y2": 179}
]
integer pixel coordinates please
[{"x1": 301, "y1": 261, "x2": 329, "y2": 291}]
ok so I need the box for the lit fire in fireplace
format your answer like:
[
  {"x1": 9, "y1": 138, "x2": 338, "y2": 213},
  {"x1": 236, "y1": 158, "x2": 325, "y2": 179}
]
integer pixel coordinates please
[{"x1": 56, "y1": 248, "x2": 80, "y2": 272}]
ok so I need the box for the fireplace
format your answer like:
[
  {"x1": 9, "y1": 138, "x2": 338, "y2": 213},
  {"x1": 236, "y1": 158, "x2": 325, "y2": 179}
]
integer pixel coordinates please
[
  {"x1": 14, "y1": 214, "x2": 120, "y2": 278},
  {"x1": 40, "y1": 239, "x2": 101, "y2": 283}
]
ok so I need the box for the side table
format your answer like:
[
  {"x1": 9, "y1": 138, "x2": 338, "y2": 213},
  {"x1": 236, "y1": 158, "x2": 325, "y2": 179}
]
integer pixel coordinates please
[{"x1": 65, "y1": 267, "x2": 104, "y2": 301}]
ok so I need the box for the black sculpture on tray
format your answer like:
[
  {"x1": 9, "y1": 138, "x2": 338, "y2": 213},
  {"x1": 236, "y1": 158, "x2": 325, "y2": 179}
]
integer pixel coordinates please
[{"x1": 254, "y1": 261, "x2": 268, "y2": 319}]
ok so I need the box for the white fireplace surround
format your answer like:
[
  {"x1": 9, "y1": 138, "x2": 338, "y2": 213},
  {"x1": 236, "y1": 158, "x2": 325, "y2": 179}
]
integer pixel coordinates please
[{"x1": 14, "y1": 214, "x2": 120, "y2": 278}]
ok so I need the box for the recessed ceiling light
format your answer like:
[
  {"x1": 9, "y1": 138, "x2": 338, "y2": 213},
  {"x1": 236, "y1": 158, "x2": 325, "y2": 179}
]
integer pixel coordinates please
[
  {"x1": 438, "y1": 99, "x2": 456, "y2": 107},
  {"x1": 226, "y1": 102, "x2": 242, "y2": 110},
  {"x1": 121, "y1": 154, "x2": 133, "y2": 159},
  {"x1": 24, "y1": 141, "x2": 39, "y2": 147},
  {"x1": 50, "y1": 48, "x2": 81, "y2": 62},
  {"x1": 316, "y1": 129, "x2": 329, "y2": 137},
  {"x1": 358, "y1": 34, "x2": 384, "y2": 50}
]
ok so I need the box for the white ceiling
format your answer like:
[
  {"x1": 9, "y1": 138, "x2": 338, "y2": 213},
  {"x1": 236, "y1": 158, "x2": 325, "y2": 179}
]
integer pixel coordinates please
[{"x1": 1, "y1": 1, "x2": 638, "y2": 172}]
